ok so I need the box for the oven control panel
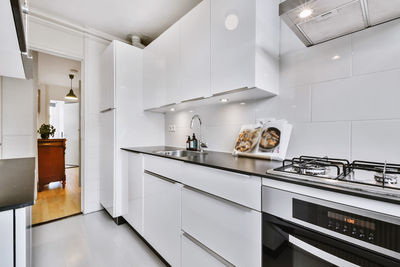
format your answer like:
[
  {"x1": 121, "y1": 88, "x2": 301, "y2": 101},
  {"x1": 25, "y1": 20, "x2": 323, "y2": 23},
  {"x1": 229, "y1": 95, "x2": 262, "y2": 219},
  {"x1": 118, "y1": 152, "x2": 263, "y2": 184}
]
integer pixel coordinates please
[{"x1": 293, "y1": 199, "x2": 400, "y2": 253}]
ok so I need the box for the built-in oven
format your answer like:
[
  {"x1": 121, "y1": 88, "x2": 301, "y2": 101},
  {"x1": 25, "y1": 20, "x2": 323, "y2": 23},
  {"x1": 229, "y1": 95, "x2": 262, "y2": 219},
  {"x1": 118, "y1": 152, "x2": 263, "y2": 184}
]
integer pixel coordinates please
[{"x1": 262, "y1": 186, "x2": 400, "y2": 267}]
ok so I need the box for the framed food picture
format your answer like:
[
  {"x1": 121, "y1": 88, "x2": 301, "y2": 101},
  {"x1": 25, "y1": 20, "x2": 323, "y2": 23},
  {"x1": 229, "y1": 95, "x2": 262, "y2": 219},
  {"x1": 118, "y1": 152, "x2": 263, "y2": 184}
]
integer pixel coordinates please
[{"x1": 233, "y1": 120, "x2": 292, "y2": 161}]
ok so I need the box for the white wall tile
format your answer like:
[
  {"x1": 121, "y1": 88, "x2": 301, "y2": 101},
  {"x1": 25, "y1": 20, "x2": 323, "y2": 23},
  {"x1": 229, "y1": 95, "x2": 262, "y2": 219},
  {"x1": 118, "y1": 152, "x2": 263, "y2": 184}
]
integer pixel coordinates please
[
  {"x1": 286, "y1": 122, "x2": 351, "y2": 159},
  {"x1": 352, "y1": 20, "x2": 400, "y2": 76},
  {"x1": 254, "y1": 85, "x2": 311, "y2": 123},
  {"x1": 279, "y1": 20, "x2": 305, "y2": 56},
  {"x1": 351, "y1": 120, "x2": 400, "y2": 163},
  {"x1": 280, "y1": 35, "x2": 351, "y2": 88},
  {"x1": 312, "y1": 69, "x2": 400, "y2": 122},
  {"x1": 202, "y1": 125, "x2": 243, "y2": 153}
]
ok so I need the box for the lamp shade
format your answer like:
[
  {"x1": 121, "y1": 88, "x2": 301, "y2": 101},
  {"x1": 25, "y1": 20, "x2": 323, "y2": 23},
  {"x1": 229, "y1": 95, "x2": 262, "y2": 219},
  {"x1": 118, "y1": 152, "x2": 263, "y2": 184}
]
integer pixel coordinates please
[{"x1": 65, "y1": 74, "x2": 78, "y2": 101}]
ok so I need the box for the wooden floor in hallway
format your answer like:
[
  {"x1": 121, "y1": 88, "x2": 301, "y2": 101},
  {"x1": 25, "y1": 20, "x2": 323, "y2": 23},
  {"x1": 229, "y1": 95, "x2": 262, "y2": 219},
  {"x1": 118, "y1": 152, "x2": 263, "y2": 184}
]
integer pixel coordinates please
[{"x1": 32, "y1": 167, "x2": 81, "y2": 225}]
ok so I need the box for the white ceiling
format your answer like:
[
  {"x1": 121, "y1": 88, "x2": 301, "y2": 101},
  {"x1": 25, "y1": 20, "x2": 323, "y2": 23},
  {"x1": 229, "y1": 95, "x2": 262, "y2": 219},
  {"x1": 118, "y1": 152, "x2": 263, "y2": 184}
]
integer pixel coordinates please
[{"x1": 30, "y1": 0, "x2": 202, "y2": 45}]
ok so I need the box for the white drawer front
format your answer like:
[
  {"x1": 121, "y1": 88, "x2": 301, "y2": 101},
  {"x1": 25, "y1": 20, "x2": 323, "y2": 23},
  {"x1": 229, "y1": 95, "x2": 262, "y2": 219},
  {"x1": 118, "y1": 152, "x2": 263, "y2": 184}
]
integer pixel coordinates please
[
  {"x1": 143, "y1": 155, "x2": 183, "y2": 182},
  {"x1": 182, "y1": 187, "x2": 261, "y2": 267},
  {"x1": 182, "y1": 163, "x2": 261, "y2": 210},
  {"x1": 182, "y1": 233, "x2": 231, "y2": 267}
]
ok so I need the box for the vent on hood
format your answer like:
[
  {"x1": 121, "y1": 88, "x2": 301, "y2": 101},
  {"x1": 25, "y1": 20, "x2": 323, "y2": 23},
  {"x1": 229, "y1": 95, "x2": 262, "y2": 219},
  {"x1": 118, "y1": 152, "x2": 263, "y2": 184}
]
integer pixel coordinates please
[{"x1": 280, "y1": 0, "x2": 400, "y2": 47}]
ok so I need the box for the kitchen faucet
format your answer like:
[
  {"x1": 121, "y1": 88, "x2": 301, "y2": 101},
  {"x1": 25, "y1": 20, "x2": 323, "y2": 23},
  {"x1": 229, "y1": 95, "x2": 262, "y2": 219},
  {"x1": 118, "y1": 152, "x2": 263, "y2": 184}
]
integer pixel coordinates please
[{"x1": 190, "y1": 114, "x2": 208, "y2": 152}]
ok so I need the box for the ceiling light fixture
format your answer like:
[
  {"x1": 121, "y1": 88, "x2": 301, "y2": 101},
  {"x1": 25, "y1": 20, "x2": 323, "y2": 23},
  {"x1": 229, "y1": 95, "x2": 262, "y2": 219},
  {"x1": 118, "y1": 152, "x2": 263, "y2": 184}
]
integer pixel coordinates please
[
  {"x1": 240, "y1": 102, "x2": 246, "y2": 105},
  {"x1": 219, "y1": 98, "x2": 229, "y2": 103},
  {"x1": 331, "y1": 55, "x2": 341, "y2": 60},
  {"x1": 299, "y1": 8, "x2": 313, "y2": 19},
  {"x1": 170, "y1": 108, "x2": 175, "y2": 112},
  {"x1": 65, "y1": 74, "x2": 78, "y2": 101}
]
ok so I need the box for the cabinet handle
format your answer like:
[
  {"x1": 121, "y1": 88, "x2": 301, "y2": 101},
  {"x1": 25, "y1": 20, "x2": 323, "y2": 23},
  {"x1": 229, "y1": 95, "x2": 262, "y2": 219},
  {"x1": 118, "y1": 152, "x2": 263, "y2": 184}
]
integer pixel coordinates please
[
  {"x1": 100, "y1": 108, "x2": 115, "y2": 113},
  {"x1": 144, "y1": 170, "x2": 177, "y2": 184},
  {"x1": 183, "y1": 185, "x2": 254, "y2": 212},
  {"x1": 182, "y1": 231, "x2": 235, "y2": 267}
]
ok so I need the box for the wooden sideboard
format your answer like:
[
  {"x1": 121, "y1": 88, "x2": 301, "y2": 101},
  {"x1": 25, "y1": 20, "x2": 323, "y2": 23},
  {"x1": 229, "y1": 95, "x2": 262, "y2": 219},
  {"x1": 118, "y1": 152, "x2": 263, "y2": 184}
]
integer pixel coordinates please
[{"x1": 37, "y1": 139, "x2": 66, "y2": 192}]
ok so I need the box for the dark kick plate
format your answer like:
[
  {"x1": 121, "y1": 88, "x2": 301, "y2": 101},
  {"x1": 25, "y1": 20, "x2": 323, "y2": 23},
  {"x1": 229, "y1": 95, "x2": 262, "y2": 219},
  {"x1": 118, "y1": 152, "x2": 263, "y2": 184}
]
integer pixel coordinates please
[{"x1": 293, "y1": 199, "x2": 400, "y2": 253}]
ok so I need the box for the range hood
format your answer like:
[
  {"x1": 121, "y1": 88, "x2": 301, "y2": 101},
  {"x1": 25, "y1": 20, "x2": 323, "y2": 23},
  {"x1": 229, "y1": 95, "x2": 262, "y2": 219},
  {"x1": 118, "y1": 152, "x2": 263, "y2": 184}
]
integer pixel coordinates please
[{"x1": 279, "y1": 0, "x2": 400, "y2": 47}]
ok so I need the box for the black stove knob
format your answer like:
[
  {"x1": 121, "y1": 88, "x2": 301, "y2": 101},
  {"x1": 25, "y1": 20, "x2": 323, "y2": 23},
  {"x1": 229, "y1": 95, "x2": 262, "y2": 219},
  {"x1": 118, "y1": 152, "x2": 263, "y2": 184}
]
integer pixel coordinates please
[
  {"x1": 335, "y1": 223, "x2": 340, "y2": 230},
  {"x1": 343, "y1": 225, "x2": 348, "y2": 233},
  {"x1": 368, "y1": 233, "x2": 374, "y2": 242},
  {"x1": 351, "y1": 228, "x2": 357, "y2": 235}
]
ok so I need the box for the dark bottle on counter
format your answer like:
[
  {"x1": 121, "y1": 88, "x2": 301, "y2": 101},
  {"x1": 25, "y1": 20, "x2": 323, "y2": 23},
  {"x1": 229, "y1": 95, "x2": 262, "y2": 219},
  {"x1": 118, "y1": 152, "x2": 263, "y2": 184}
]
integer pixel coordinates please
[
  {"x1": 186, "y1": 136, "x2": 191, "y2": 150},
  {"x1": 192, "y1": 133, "x2": 198, "y2": 151},
  {"x1": 189, "y1": 135, "x2": 194, "y2": 151}
]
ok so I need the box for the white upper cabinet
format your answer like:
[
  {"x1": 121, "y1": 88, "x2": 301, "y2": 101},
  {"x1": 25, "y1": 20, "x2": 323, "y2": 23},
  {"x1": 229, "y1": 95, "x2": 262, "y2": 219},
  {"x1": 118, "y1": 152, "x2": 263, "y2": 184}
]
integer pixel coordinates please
[
  {"x1": 143, "y1": 23, "x2": 180, "y2": 109},
  {"x1": 180, "y1": 0, "x2": 211, "y2": 101},
  {"x1": 211, "y1": 0, "x2": 280, "y2": 96},
  {"x1": 143, "y1": 0, "x2": 280, "y2": 110}
]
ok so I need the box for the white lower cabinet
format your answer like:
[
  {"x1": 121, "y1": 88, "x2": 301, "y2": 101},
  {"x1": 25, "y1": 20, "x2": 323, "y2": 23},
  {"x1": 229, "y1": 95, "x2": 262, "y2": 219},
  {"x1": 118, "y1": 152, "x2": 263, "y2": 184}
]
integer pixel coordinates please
[
  {"x1": 182, "y1": 186, "x2": 262, "y2": 267},
  {"x1": 0, "y1": 210, "x2": 13, "y2": 267},
  {"x1": 181, "y1": 233, "x2": 230, "y2": 267},
  {"x1": 143, "y1": 172, "x2": 182, "y2": 267},
  {"x1": 124, "y1": 152, "x2": 144, "y2": 235}
]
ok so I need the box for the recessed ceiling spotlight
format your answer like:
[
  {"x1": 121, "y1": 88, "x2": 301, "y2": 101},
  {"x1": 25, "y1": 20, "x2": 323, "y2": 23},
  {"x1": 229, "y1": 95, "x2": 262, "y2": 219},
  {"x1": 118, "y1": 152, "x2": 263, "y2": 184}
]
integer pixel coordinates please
[
  {"x1": 170, "y1": 108, "x2": 175, "y2": 112},
  {"x1": 299, "y1": 8, "x2": 313, "y2": 19},
  {"x1": 189, "y1": 110, "x2": 193, "y2": 113},
  {"x1": 240, "y1": 102, "x2": 246, "y2": 105},
  {"x1": 331, "y1": 55, "x2": 341, "y2": 60},
  {"x1": 225, "y1": 14, "x2": 239, "y2": 30},
  {"x1": 219, "y1": 98, "x2": 229, "y2": 103}
]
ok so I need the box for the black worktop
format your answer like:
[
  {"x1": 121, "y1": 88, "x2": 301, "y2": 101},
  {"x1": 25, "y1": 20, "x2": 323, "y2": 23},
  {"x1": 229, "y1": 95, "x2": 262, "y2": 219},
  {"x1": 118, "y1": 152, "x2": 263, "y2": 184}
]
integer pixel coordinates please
[
  {"x1": 0, "y1": 157, "x2": 35, "y2": 212},
  {"x1": 122, "y1": 146, "x2": 282, "y2": 177},
  {"x1": 122, "y1": 146, "x2": 400, "y2": 204}
]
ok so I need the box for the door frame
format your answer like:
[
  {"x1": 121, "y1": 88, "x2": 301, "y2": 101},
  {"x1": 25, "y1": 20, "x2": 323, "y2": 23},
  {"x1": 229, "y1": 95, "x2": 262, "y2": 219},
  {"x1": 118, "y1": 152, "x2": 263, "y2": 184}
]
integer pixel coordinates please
[{"x1": 32, "y1": 48, "x2": 84, "y2": 213}]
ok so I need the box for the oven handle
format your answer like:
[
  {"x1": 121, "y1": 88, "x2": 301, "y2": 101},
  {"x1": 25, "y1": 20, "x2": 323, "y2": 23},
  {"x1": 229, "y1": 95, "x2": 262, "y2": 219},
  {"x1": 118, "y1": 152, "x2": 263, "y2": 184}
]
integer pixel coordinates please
[{"x1": 288, "y1": 234, "x2": 358, "y2": 267}]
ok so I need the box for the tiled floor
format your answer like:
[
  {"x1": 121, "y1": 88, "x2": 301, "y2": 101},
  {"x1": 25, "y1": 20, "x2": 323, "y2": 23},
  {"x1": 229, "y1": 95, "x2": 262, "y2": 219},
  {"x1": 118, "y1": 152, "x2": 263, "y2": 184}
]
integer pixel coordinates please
[{"x1": 32, "y1": 211, "x2": 165, "y2": 267}]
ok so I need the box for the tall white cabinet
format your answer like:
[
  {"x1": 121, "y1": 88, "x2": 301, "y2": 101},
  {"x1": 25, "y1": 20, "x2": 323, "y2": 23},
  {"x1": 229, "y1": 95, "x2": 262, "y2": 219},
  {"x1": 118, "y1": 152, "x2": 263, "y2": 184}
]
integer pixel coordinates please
[{"x1": 99, "y1": 41, "x2": 164, "y2": 220}]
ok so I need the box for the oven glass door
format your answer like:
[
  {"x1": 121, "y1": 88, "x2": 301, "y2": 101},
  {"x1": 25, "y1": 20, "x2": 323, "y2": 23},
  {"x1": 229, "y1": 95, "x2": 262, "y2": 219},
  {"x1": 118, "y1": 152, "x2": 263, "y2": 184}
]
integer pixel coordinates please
[{"x1": 262, "y1": 213, "x2": 400, "y2": 267}]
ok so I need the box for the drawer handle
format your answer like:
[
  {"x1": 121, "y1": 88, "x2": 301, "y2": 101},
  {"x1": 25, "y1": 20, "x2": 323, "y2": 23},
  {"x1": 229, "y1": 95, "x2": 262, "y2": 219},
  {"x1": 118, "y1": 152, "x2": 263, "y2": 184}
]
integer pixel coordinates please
[
  {"x1": 182, "y1": 232, "x2": 235, "y2": 267},
  {"x1": 144, "y1": 170, "x2": 177, "y2": 184},
  {"x1": 183, "y1": 185, "x2": 254, "y2": 212}
]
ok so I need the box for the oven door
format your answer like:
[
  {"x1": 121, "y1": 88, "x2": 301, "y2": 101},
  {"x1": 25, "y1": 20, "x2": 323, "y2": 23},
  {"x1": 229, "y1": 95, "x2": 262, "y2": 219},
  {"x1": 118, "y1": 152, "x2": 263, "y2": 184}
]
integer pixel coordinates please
[{"x1": 262, "y1": 213, "x2": 400, "y2": 267}]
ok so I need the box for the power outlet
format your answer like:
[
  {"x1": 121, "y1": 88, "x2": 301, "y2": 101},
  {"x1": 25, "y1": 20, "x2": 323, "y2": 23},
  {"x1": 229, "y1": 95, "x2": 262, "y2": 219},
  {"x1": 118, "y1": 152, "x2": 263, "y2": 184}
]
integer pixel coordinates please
[{"x1": 168, "y1": 124, "x2": 176, "y2": 132}]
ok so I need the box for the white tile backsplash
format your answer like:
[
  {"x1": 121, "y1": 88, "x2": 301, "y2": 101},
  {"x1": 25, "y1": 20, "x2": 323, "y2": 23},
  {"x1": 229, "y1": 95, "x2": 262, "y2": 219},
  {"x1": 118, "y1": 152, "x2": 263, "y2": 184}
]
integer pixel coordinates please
[
  {"x1": 165, "y1": 18, "x2": 400, "y2": 162},
  {"x1": 351, "y1": 120, "x2": 400, "y2": 163},
  {"x1": 312, "y1": 69, "x2": 400, "y2": 122},
  {"x1": 280, "y1": 35, "x2": 352, "y2": 89},
  {"x1": 352, "y1": 20, "x2": 400, "y2": 76},
  {"x1": 286, "y1": 122, "x2": 351, "y2": 159}
]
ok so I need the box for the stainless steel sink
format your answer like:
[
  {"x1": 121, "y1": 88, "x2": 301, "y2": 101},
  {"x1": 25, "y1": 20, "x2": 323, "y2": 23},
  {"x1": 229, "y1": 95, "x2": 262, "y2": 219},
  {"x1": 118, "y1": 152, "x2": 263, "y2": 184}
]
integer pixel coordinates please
[{"x1": 154, "y1": 149, "x2": 207, "y2": 158}]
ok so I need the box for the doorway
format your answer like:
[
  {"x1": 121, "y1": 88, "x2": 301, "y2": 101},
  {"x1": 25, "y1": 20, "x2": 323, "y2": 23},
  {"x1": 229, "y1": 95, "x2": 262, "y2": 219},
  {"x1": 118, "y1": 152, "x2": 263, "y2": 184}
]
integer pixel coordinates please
[{"x1": 32, "y1": 52, "x2": 82, "y2": 225}]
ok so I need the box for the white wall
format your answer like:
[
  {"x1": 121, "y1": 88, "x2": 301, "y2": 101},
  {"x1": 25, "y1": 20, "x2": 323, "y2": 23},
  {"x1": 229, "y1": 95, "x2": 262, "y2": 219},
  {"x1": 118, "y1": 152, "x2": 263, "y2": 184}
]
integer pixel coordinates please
[{"x1": 165, "y1": 19, "x2": 400, "y2": 163}]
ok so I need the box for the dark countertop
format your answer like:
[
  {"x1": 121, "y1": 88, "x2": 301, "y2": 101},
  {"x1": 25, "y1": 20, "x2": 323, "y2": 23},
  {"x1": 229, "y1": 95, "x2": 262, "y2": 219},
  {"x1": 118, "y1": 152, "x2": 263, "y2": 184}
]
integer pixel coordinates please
[
  {"x1": 0, "y1": 157, "x2": 36, "y2": 212},
  {"x1": 122, "y1": 146, "x2": 400, "y2": 205},
  {"x1": 122, "y1": 146, "x2": 282, "y2": 177}
]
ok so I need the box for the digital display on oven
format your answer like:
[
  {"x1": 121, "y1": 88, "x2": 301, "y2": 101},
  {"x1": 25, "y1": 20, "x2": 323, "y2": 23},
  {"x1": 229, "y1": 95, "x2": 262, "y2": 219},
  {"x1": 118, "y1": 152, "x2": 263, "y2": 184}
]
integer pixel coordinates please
[{"x1": 328, "y1": 211, "x2": 375, "y2": 230}]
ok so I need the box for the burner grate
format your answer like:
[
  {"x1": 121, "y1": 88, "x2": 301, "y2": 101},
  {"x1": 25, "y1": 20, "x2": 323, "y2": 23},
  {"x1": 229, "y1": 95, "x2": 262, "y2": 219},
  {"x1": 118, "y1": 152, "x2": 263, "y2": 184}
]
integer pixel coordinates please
[
  {"x1": 350, "y1": 161, "x2": 400, "y2": 187},
  {"x1": 281, "y1": 156, "x2": 350, "y2": 179}
]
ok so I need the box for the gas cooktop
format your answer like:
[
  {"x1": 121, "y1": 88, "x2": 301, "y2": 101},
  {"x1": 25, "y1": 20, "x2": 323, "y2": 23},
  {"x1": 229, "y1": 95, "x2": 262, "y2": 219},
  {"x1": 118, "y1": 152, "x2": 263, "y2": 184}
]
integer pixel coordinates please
[{"x1": 268, "y1": 156, "x2": 400, "y2": 196}]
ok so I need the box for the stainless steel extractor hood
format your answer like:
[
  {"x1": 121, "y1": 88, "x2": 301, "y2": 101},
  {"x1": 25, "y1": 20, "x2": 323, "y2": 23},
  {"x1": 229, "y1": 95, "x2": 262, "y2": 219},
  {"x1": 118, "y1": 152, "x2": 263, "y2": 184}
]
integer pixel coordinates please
[{"x1": 279, "y1": 0, "x2": 400, "y2": 47}]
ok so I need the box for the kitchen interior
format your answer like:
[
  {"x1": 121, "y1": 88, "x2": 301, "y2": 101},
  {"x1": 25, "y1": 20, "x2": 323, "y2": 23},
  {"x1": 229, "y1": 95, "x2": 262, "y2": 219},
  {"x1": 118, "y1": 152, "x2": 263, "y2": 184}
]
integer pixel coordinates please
[{"x1": 0, "y1": 0, "x2": 399, "y2": 267}]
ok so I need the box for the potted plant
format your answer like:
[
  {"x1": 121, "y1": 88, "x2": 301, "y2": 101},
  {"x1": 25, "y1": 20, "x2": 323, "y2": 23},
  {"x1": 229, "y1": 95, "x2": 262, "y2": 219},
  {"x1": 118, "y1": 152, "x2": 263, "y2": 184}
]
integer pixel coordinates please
[{"x1": 38, "y1": 124, "x2": 56, "y2": 139}]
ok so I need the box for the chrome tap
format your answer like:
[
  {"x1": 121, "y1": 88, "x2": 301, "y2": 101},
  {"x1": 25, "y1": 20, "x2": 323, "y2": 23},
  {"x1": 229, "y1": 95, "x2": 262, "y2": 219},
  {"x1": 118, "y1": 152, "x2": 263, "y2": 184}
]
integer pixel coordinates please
[{"x1": 190, "y1": 114, "x2": 207, "y2": 152}]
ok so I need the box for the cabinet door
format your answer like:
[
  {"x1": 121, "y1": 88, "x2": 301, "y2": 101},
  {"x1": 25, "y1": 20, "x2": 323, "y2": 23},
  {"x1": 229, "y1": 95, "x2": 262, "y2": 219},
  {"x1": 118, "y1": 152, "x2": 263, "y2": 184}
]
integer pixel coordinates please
[
  {"x1": 143, "y1": 172, "x2": 182, "y2": 267},
  {"x1": 143, "y1": 23, "x2": 180, "y2": 109},
  {"x1": 159, "y1": 23, "x2": 180, "y2": 105},
  {"x1": 182, "y1": 233, "x2": 232, "y2": 267},
  {"x1": 182, "y1": 187, "x2": 261, "y2": 267},
  {"x1": 124, "y1": 153, "x2": 144, "y2": 234},
  {"x1": 211, "y1": 0, "x2": 255, "y2": 95},
  {"x1": 180, "y1": 0, "x2": 211, "y2": 101},
  {"x1": 0, "y1": 210, "x2": 13, "y2": 267},
  {"x1": 143, "y1": 39, "x2": 165, "y2": 109},
  {"x1": 100, "y1": 43, "x2": 115, "y2": 111}
]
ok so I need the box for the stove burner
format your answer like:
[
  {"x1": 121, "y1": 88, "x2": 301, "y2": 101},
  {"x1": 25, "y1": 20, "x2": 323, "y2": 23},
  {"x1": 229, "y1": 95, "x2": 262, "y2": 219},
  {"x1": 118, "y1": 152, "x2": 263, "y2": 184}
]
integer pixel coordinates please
[
  {"x1": 293, "y1": 163, "x2": 329, "y2": 176},
  {"x1": 374, "y1": 168, "x2": 398, "y2": 184}
]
